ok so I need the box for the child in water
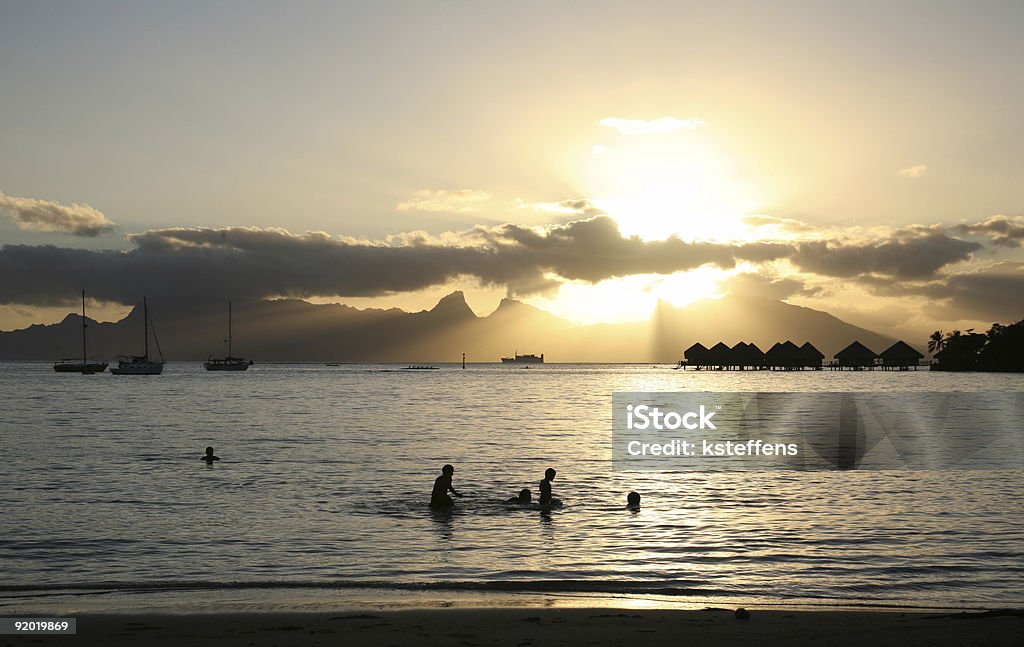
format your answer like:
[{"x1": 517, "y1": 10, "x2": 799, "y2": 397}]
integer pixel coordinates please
[
  {"x1": 626, "y1": 491, "x2": 641, "y2": 510},
  {"x1": 201, "y1": 446, "x2": 220, "y2": 463},
  {"x1": 430, "y1": 464, "x2": 462, "y2": 508},
  {"x1": 506, "y1": 488, "x2": 532, "y2": 504},
  {"x1": 539, "y1": 468, "x2": 558, "y2": 506}
]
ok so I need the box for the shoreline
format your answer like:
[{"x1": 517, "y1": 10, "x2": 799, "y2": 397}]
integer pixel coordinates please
[
  {"x1": 4, "y1": 586, "x2": 1019, "y2": 616},
  {"x1": 15, "y1": 608, "x2": 1022, "y2": 646}
]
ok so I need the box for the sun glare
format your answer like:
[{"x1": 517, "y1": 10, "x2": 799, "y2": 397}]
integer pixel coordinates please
[
  {"x1": 528, "y1": 270, "x2": 726, "y2": 325},
  {"x1": 584, "y1": 130, "x2": 763, "y2": 242}
]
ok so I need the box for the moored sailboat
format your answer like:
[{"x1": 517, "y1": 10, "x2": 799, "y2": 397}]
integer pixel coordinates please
[
  {"x1": 111, "y1": 297, "x2": 165, "y2": 375},
  {"x1": 204, "y1": 301, "x2": 252, "y2": 371},
  {"x1": 53, "y1": 290, "x2": 108, "y2": 374}
]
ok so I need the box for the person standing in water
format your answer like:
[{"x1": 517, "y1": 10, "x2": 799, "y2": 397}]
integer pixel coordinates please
[
  {"x1": 430, "y1": 464, "x2": 462, "y2": 508},
  {"x1": 201, "y1": 446, "x2": 220, "y2": 463},
  {"x1": 539, "y1": 468, "x2": 556, "y2": 506}
]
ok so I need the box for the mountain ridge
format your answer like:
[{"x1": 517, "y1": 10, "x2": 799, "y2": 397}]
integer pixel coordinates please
[{"x1": 0, "y1": 293, "x2": 912, "y2": 362}]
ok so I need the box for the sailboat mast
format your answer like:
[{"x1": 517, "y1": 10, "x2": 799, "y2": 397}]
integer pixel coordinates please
[
  {"x1": 81, "y1": 290, "x2": 87, "y2": 365},
  {"x1": 228, "y1": 301, "x2": 233, "y2": 357},
  {"x1": 143, "y1": 297, "x2": 149, "y2": 360}
]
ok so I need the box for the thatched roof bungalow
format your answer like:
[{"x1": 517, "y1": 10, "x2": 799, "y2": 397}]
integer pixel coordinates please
[
  {"x1": 707, "y1": 341, "x2": 736, "y2": 368},
  {"x1": 835, "y1": 341, "x2": 878, "y2": 368},
  {"x1": 766, "y1": 340, "x2": 802, "y2": 369},
  {"x1": 879, "y1": 340, "x2": 924, "y2": 369},
  {"x1": 684, "y1": 342, "x2": 710, "y2": 367},
  {"x1": 733, "y1": 341, "x2": 765, "y2": 368},
  {"x1": 799, "y1": 341, "x2": 825, "y2": 368}
]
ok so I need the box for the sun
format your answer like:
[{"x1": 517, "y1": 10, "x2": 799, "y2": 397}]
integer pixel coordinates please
[{"x1": 584, "y1": 130, "x2": 763, "y2": 242}]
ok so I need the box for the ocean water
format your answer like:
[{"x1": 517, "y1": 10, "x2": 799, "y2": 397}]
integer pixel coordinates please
[{"x1": 2, "y1": 362, "x2": 1023, "y2": 611}]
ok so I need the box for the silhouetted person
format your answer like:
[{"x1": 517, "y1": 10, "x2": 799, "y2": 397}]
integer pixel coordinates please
[
  {"x1": 626, "y1": 491, "x2": 641, "y2": 510},
  {"x1": 539, "y1": 468, "x2": 557, "y2": 506},
  {"x1": 506, "y1": 488, "x2": 532, "y2": 504},
  {"x1": 430, "y1": 464, "x2": 462, "y2": 508},
  {"x1": 201, "y1": 446, "x2": 220, "y2": 463}
]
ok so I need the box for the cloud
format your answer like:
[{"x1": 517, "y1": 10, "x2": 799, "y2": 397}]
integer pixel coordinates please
[
  {"x1": 516, "y1": 198, "x2": 604, "y2": 218},
  {"x1": 868, "y1": 262, "x2": 1024, "y2": 323},
  {"x1": 0, "y1": 217, "x2": 794, "y2": 307},
  {"x1": 718, "y1": 272, "x2": 819, "y2": 300},
  {"x1": 742, "y1": 215, "x2": 822, "y2": 236},
  {"x1": 599, "y1": 116, "x2": 705, "y2": 135},
  {"x1": 790, "y1": 230, "x2": 980, "y2": 280},
  {"x1": 0, "y1": 215, "x2": 994, "y2": 315},
  {"x1": 396, "y1": 189, "x2": 491, "y2": 212},
  {"x1": 898, "y1": 164, "x2": 928, "y2": 178},
  {"x1": 0, "y1": 191, "x2": 115, "y2": 237},
  {"x1": 951, "y1": 215, "x2": 1024, "y2": 248}
]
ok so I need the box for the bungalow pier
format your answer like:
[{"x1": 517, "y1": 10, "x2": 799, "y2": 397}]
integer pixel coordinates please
[{"x1": 679, "y1": 340, "x2": 925, "y2": 371}]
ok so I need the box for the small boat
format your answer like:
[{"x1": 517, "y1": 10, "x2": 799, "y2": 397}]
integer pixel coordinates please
[
  {"x1": 53, "y1": 290, "x2": 108, "y2": 374},
  {"x1": 500, "y1": 352, "x2": 544, "y2": 364},
  {"x1": 204, "y1": 301, "x2": 252, "y2": 371},
  {"x1": 111, "y1": 297, "x2": 165, "y2": 375},
  {"x1": 402, "y1": 365, "x2": 439, "y2": 370}
]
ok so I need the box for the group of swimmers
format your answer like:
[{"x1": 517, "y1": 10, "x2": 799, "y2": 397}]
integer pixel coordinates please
[{"x1": 431, "y1": 464, "x2": 642, "y2": 510}]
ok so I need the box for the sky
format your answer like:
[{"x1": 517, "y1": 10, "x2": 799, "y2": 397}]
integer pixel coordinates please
[{"x1": 1, "y1": 0, "x2": 1023, "y2": 340}]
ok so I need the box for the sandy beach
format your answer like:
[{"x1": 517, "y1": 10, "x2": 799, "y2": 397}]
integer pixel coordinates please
[{"x1": 25, "y1": 608, "x2": 1019, "y2": 646}]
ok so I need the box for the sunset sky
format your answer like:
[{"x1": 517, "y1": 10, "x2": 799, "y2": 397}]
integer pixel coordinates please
[{"x1": 1, "y1": 1, "x2": 1023, "y2": 340}]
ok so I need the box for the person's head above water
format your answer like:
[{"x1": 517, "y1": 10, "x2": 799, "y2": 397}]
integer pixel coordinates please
[
  {"x1": 205, "y1": 446, "x2": 214, "y2": 456},
  {"x1": 627, "y1": 491, "x2": 641, "y2": 507},
  {"x1": 442, "y1": 464, "x2": 454, "y2": 475},
  {"x1": 544, "y1": 468, "x2": 556, "y2": 480},
  {"x1": 518, "y1": 488, "x2": 531, "y2": 503}
]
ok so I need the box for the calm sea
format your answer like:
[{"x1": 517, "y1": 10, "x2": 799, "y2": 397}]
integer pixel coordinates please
[{"x1": 2, "y1": 362, "x2": 1023, "y2": 611}]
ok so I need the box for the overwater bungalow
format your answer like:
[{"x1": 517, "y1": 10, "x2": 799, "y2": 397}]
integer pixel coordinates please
[
  {"x1": 683, "y1": 342, "x2": 710, "y2": 369},
  {"x1": 732, "y1": 341, "x2": 766, "y2": 369},
  {"x1": 799, "y1": 341, "x2": 825, "y2": 370},
  {"x1": 834, "y1": 341, "x2": 878, "y2": 370},
  {"x1": 766, "y1": 340, "x2": 802, "y2": 370},
  {"x1": 707, "y1": 341, "x2": 736, "y2": 370},
  {"x1": 879, "y1": 340, "x2": 924, "y2": 370}
]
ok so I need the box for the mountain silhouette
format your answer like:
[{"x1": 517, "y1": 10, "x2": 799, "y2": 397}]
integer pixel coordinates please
[{"x1": 0, "y1": 292, "x2": 905, "y2": 362}]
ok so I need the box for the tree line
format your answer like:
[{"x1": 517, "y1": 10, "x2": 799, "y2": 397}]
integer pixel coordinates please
[{"x1": 928, "y1": 319, "x2": 1024, "y2": 372}]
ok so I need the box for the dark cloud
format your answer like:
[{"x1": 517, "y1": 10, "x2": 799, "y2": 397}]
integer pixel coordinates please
[
  {"x1": 951, "y1": 215, "x2": 1024, "y2": 248},
  {"x1": 0, "y1": 191, "x2": 115, "y2": 237},
  {"x1": 864, "y1": 262, "x2": 1024, "y2": 323},
  {"x1": 0, "y1": 216, "x2": 991, "y2": 310},
  {"x1": 791, "y1": 231, "x2": 980, "y2": 279},
  {"x1": 0, "y1": 217, "x2": 790, "y2": 307}
]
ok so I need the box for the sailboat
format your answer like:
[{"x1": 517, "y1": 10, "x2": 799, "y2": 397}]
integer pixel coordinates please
[
  {"x1": 204, "y1": 301, "x2": 252, "y2": 371},
  {"x1": 111, "y1": 297, "x2": 165, "y2": 375},
  {"x1": 53, "y1": 290, "x2": 108, "y2": 374}
]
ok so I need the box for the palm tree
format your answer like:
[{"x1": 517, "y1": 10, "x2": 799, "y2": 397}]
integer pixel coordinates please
[{"x1": 928, "y1": 330, "x2": 945, "y2": 354}]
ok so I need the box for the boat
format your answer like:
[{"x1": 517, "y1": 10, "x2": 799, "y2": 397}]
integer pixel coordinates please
[
  {"x1": 402, "y1": 365, "x2": 439, "y2": 370},
  {"x1": 500, "y1": 352, "x2": 544, "y2": 364},
  {"x1": 204, "y1": 301, "x2": 252, "y2": 371},
  {"x1": 111, "y1": 297, "x2": 165, "y2": 375},
  {"x1": 53, "y1": 291, "x2": 108, "y2": 374}
]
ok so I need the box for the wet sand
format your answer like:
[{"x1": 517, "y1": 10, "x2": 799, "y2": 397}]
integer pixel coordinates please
[{"x1": 46, "y1": 607, "x2": 1024, "y2": 646}]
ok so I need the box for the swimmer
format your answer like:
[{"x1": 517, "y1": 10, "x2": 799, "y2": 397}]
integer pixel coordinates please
[
  {"x1": 505, "y1": 488, "x2": 532, "y2": 504},
  {"x1": 201, "y1": 446, "x2": 220, "y2": 463},
  {"x1": 430, "y1": 464, "x2": 463, "y2": 508},
  {"x1": 626, "y1": 491, "x2": 641, "y2": 510},
  {"x1": 539, "y1": 467, "x2": 557, "y2": 506}
]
